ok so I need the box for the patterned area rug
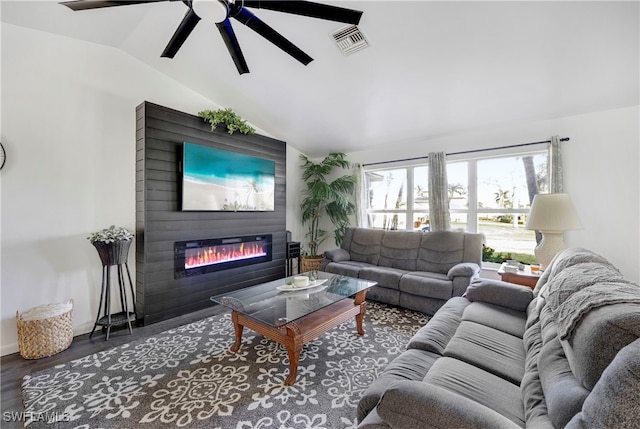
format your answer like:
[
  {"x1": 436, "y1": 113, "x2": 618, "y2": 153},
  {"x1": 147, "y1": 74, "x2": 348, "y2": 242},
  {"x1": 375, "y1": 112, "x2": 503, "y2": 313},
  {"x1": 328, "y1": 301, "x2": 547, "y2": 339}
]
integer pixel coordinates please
[{"x1": 22, "y1": 301, "x2": 427, "y2": 428}]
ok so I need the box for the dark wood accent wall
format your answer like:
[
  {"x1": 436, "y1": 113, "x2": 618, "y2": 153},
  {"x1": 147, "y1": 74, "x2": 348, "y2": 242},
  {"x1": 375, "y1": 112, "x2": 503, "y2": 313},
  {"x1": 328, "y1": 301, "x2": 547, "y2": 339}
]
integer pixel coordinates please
[{"x1": 135, "y1": 102, "x2": 287, "y2": 325}]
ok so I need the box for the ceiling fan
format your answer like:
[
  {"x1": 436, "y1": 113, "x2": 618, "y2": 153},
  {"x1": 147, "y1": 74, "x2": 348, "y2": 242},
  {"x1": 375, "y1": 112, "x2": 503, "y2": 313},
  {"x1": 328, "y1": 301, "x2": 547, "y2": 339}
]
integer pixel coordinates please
[{"x1": 60, "y1": 0, "x2": 363, "y2": 74}]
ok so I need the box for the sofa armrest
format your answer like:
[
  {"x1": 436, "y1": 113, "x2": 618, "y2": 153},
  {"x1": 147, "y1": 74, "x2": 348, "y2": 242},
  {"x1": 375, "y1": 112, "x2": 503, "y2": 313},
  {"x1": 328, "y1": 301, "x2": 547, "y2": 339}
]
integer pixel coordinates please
[
  {"x1": 447, "y1": 262, "x2": 480, "y2": 280},
  {"x1": 376, "y1": 380, "x2": 521, "y2": 429},
  {"x1": 566, "y1": 338, "x2": 640, "y2": 429},
  {"x1": 324, "y1": 248, "x2": 351, "y2": 262},
  {"x1": 465, "y1": 278, "x2": 533, "y2": 311}
]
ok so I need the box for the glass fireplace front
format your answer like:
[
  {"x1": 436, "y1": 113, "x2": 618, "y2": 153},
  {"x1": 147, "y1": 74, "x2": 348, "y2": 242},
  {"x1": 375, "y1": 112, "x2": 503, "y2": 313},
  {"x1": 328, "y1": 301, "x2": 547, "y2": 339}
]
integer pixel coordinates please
[{"x1": 175, "y1": 234, "x2": 272, "y2": 278}]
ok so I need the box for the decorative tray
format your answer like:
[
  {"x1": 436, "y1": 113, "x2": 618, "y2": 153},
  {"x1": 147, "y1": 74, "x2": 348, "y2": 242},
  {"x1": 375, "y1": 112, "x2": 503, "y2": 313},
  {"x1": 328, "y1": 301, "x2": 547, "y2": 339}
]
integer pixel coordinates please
[{"x1": 277, "y1": 279, "x2": 328, "y2": 291}]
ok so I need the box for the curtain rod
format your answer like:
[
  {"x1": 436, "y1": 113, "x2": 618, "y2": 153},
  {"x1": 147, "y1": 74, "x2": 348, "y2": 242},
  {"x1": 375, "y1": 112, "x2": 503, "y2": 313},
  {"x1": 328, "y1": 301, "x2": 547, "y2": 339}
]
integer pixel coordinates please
[{"x1": 362, "y1": 137, "x2": 570, "y2": 167}]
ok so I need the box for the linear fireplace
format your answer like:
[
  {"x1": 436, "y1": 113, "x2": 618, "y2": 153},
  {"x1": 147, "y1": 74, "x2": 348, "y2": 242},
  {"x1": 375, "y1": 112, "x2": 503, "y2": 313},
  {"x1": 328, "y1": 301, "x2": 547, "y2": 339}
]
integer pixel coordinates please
[{"x1": 175, "y1": 234, "x2": 272, "y2": 278}]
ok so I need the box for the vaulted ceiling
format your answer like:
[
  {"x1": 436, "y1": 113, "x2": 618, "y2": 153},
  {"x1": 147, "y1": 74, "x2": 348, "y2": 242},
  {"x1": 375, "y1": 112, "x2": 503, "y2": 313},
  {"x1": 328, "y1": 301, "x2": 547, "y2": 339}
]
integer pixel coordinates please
[{"x1": 2, "y1": 1, "x2": 638, "y2": 156}]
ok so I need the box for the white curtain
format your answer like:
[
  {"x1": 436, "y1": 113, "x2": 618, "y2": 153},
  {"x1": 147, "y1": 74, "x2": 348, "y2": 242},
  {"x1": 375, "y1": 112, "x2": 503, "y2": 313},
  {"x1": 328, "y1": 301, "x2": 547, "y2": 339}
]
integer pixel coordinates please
[
  {"x1": 428, "y1": 152, "x2": 450, "y2": 231},
  {"x1": 354, "y1": 163, "x2": 369, "y2": 228},
  {"x1": 549, "y1": 135, "x2": 563, "y2": 193}
]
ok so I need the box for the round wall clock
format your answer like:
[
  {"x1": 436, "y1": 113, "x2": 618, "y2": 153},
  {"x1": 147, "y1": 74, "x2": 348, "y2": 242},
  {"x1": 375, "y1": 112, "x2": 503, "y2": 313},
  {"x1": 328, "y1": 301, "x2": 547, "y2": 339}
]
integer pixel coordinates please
[{"x1": 0, "y1": 142, "x2": 5, "y2": 170}]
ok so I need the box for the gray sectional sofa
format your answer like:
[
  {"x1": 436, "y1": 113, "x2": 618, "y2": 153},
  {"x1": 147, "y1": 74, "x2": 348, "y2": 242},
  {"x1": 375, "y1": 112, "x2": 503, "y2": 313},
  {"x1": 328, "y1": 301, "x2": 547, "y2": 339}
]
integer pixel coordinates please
[
  {"x1": 321, "y1": 228, "x2": 484, "y2": 315},
  {"x1": 357, "y1": 247, "x2": 640, "y2": 428}
]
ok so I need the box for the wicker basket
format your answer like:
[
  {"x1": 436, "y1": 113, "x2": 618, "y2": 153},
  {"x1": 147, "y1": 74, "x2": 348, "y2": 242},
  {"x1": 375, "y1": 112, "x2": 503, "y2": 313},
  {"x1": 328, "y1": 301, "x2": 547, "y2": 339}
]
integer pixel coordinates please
[
  {"x1": 16, "y1": 300, "x2": 73, "y2": 359},
  {"x1": 301, "y1": 256, "x2": 323, "y2": 273}
]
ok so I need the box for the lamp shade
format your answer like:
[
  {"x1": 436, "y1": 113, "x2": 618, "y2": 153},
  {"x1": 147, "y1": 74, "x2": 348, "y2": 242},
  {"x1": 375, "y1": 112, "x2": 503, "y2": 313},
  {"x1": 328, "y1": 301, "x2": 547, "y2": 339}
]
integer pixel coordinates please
[{"x1": 526, "y1": 193, "x2": 582, "y2": 232}]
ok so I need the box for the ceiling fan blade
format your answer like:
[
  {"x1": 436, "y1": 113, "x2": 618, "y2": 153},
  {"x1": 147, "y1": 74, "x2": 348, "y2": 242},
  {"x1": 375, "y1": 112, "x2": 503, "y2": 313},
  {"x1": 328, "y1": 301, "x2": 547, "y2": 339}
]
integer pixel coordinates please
[
  {"x1": 60, "y1": 0, "x2": 169, "y2": 11},
  {"x1": 232, "y1": 7, "x2": 313, "y2": 66},
  {"x1": 216, "y1": 20, "x2": 250, "y2": 74},
  {"x1": 242, "y1": 1, "x2": 362, "y2": 25},
  {"x1": 161, "y1": 7, "x2": 201, "y2": 58}
]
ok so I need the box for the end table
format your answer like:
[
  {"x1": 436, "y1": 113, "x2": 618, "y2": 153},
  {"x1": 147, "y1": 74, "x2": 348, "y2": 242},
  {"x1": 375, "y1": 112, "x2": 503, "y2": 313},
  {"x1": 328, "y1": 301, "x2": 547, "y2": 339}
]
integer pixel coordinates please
[
  {"x1": 497, "y1": 263, "x2": 540, "y2": 289},
  {"x1": 286, "y1": 241, "x2": 301, "y2": 277}
]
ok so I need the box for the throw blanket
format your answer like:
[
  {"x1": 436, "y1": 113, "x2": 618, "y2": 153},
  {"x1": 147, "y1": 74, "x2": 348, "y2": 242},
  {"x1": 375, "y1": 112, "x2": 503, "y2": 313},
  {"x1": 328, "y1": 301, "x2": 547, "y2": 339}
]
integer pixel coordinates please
[
  {"x1": 545, "y1": 262, "x2": 640, "y2": 340},
  {"x1": 554, "y1": 281, "x2": 640, "y2": 340}
]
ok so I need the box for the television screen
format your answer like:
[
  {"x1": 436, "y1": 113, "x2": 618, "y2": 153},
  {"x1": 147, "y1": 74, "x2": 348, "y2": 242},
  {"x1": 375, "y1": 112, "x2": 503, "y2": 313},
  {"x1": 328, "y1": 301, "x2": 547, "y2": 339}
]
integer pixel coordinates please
[{"x1": 182, "y1": 142, "x2": 275, "y2": 211}]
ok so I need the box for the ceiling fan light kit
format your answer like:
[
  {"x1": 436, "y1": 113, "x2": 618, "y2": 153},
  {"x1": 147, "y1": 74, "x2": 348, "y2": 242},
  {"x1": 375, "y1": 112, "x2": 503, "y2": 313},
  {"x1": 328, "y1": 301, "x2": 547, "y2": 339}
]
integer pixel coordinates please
[
  {"x1": 60, "y1": 0, "x2": 364, "y2": 75},
  {"x1": 192, "y1": 0, "x2": 228, "y2": 23}
]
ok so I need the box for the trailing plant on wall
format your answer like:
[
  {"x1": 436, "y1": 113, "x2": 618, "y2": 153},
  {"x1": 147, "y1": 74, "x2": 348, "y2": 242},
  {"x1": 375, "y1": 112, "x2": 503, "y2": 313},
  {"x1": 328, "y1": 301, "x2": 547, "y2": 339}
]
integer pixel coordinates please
[
  {"x1": 198, "y1": 108, "x2": 256, "y2": 135},
  {"x1": 300, "y1": 153, "x2": 356, "y2": 258}
]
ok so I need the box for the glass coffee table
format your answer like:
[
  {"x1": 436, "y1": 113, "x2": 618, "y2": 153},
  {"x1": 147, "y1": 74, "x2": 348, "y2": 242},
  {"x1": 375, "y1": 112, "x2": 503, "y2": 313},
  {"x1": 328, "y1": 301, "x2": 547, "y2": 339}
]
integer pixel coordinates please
[{"x1": 211, "y1": 272, "x2": 376, "y2": 385}]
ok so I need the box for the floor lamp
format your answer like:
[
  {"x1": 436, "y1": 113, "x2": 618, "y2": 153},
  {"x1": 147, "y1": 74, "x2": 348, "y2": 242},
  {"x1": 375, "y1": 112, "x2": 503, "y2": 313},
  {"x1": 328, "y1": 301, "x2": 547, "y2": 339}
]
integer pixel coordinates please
[{"x1": 525, "y1": 193, "x2": 583, "y2": 270}]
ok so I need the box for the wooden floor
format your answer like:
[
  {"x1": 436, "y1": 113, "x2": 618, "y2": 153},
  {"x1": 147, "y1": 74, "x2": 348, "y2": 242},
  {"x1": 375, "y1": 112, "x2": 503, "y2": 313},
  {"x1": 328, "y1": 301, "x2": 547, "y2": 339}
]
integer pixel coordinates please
[{"x1": 0, "y1": 305, "x2": 227, "y2": 426}]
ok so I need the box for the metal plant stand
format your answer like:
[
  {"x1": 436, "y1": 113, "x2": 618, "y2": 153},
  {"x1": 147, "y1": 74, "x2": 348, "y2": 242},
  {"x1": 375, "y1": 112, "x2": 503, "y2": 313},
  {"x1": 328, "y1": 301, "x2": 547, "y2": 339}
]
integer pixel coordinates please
[{"x1": 90, "y1": 240, "x2": 136, "y2": 340}]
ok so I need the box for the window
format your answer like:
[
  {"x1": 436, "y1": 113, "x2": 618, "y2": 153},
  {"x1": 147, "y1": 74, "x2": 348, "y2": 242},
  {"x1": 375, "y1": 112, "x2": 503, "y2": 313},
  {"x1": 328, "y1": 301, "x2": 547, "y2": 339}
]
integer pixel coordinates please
[
  {"x1": 365, "y1": 166, "x2": 430, "y2": 231},
  {"x1": 473, "y1": 153, "x2": 547, "y2": 263},
  {"x1": 366, "y1": 168, "x2": 408, "y2": 230},
  {"x1": 448, "y1": 162, "x2": 468, "y2": 231},
  {"x1": 363, "y1": 149, "x2": 548, "y2": 263}
]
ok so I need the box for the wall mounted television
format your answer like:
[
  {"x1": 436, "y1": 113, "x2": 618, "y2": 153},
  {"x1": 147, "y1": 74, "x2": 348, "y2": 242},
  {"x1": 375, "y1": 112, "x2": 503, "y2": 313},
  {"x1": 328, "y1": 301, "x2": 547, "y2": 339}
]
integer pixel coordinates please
[{"x1": 181, "y1": 142, "x2": 275, "y2": 211}]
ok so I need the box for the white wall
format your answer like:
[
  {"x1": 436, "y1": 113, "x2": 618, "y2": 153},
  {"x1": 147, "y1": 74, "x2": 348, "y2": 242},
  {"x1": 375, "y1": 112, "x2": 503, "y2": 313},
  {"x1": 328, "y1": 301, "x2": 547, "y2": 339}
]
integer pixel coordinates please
[
  {"x1": 347, "y1": 106, "x2": 640, "y2": 284},
  {"x1": 0, "y1": 24, "x2": 276, "y2": 355},
  {"x1": 285, "y1": 145, "x2": 304, "y2": 246}
]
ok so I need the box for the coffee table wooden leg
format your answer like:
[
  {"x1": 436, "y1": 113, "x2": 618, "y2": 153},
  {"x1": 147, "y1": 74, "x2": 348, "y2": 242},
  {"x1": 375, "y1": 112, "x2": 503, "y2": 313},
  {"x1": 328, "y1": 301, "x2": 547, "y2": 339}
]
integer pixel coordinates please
[
  {"x1": 354, "y1": 290, "x2": 368, "y2": 335},
  {"x1": 230, "y1": 311, "x2": 244, "y2": 352},
  {"x1": 285, "y1": 347, "x2": 302, "y2": 386},
  {"x1": 284, "y1": 323, "x2": 303, "y2": 386}
]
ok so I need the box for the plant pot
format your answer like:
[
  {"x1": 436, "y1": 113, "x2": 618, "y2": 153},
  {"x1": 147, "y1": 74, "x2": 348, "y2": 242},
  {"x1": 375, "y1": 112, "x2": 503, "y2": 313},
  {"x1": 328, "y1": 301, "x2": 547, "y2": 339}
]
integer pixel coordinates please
[
  {"x1": 92, "y1": 240, "x2": 132, "y2": 266},
  {"x1": 301, "y1": 256, "x2": 324, "y2": 273}
]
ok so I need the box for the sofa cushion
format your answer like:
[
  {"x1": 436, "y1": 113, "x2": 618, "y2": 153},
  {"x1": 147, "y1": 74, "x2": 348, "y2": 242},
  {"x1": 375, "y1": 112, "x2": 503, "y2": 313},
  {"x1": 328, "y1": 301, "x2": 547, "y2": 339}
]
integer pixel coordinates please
[
  {"x1": 399, "y1": 295, "x2": 447, "y2": 316},
  {"x1": 423, "y1": 357, "x2": 525, "y2": 427},
  {"x1": 466, "y1": 278, "x2": 533, "y2": 312},
  {"x1": 378, "y1": 230, "x2": 422, "y2": 270},
  {"x1": 324, "y1": 248, "x2": 350, "y2": 262},
  {"x1": 462, "y1": 301, "x2": 527, "y2": 338},
  {"x1": 347, "y1": 228, "x2": 385, "y2": 265},
  {"x1": 527, "y1": 297, "x2": 543, "y2": 330},
  {"x1": 407, "y1": 297, "x2": 470, "y2": 354},
  {"x1": 366, "y1": 286, "x2": 400, "y2": 307},
  {"x1": 399, "y1": 272, "x2": 452, "y2": 300},
  {"x1": 540, "y1": 308, "x2": 562, "y2": 352},
  {"x1": 444, "y1": 321, "x2": 525, "y2": 385},
  {"x1": 324, "y1": 260, "x2": 372, "y2": 278},
  {"x1": 520, "y1": 318, "x2": 552, "y2": 428},
  {"x1": 377, "y1": 378, "x2": 523, "y2": 429},
  {"x1": 416, "y1": 231, "x2": 466, "y2": 274},
  {"x1": 356, "y1": 349, "x2": 440, "y2": 422},
  {"x1": 538, "y1": 336, "x2": 590, "y2": 429},
  {"x1": 359, "y1": 266, "x2": 407, "y2": 290}
]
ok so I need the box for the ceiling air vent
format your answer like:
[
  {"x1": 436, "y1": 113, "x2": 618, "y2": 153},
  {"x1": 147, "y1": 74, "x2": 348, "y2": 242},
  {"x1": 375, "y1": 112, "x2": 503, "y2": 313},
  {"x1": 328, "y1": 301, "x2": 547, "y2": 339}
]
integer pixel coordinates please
[{"x1": 331, "y1": 25, "x2": 369, "y2": 55}]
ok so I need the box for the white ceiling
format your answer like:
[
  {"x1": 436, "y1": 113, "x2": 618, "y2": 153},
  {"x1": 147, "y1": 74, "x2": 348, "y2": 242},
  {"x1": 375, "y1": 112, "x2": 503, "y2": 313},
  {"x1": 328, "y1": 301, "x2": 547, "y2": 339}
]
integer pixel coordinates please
[{"x1": 2, "y1": 0, "x2": 638, "y2": 156}]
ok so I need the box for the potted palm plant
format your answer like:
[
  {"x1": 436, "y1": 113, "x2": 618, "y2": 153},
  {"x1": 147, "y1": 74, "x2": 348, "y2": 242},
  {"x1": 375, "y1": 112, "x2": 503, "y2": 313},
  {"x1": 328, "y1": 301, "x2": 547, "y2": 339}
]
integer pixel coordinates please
[{"x1": 300, "y1": 153, "x2": 356, "y2": 271}]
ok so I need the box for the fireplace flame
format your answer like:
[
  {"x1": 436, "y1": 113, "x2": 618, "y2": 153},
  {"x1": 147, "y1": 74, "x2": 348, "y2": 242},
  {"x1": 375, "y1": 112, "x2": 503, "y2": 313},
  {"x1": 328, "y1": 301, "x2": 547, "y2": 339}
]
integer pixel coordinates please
[{"x1": 185, "y1": 242, "x2": 267, "y2": 269}]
